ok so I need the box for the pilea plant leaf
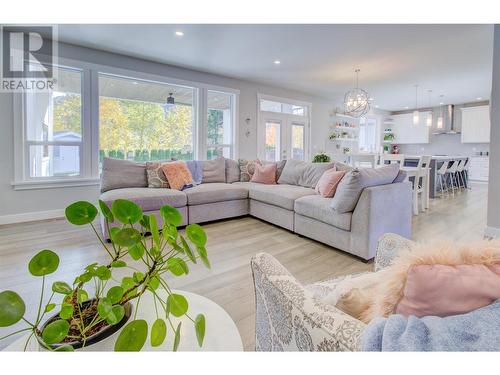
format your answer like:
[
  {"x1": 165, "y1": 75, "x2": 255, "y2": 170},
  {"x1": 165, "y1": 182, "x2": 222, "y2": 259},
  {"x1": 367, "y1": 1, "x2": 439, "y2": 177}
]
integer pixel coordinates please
[
  {"x1": 51, "y1": 281, "x2": 72, "y2": 295},
  {"x1": 180, "y1": 236, "x2": 196, "y2": 264},
  {"x1": 160, "y1": 205, "x2": 182, "y2": 227},
  {"x1": 167, "y1": 257, "x2": 189, "y2": 276},
  {"x1": 112, "y1": 199, "x2": 142, "y2": 225},
  {"x1": 95, "y1": 265, "x2": 111, "y2": 281},
  {"x1": 147, "y1": 276, "x2": 160, "y2": 291},
  {"x1": 195, "y1": 314, "x2": 206, "y2": 347},
  {"x1": 173, "y1": 322, "x2": 181, "y2": 352},
  {"x1": 113, "y1": 228, "x2": 141, "y2": 247},
  {"x1": 163, "y1": 224, "x2": 178, "y2": 244},
  {"x1": 106, "y1": 305, "x2": 125, "y2": 325},
  {"x1": 45, "y1": 303, "x2": 56, "y2": 313},
  {"x1": 121, "y1": 277, "x2": 135, "y2": 290},
  {"x1": 150, "y1": 318, "x2": 167, "y2": 347},
  {"x1": 42, "y1": 319, "x2": 70, "y2": 345},
  {"x1": 77, "y1": 289, "x2": 89, "y2": 304},
  {"x1": 149, "y1": 214, "x2": 161, "y2": 249},
  {"x1": 128, "y1": 242, "x2": 145, "y2": 260},
  {"x1": 107, "y1": 286, "x2": 124, "y2": 304},
  {"x1": 139, "y1": 215, "x2": 150, "y2": 231},
  {"x1": 196, "y1": 246, "x2": 211, "y2": 269},
  {"x1": 186, "y1": 224, "x2": 207, "y2": 247},
  {"x1": 114, "y1": 319, "x2": 148, "y2": 351},
  {"x1": 59, "y1": 303, "x2": 74, "y2": 320},
  {"x1": 28, "y1": 249, "x2": 59, "y2": 276},
  {"x1": 54, "y1": 345, "x2": 74, "y2": 352},
  {"x1": 133, "y1": 272, "x2": 144, "y2": 283},
  {"x1": 0, "y1": 291, "x2": 25, "y2": 327},
  {"x1": 167, "y1": 294, "x2": 188, "y2": 317},
  {"x1": 97, "y1": 297, "x2": 112, "y2": 319},
  {"x1": 65, "y1": 201, "x2": 98, "y2": 225},
  {"x1": 111, "y1": 260, "x2": 127, "y2": 268},
  {"x1": 98, "y1": 199, "x2": 114, "y2": 223}
]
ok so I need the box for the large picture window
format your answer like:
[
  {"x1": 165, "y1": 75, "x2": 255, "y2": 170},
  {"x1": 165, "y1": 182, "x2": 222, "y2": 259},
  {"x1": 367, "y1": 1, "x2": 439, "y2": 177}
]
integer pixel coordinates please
[
  {"x1": 98, "y1": 74, "x2": 195, "y2": 164},
  {"x1": 24, "y1": 66, "x2": 83, "y2": 178},
  {"x1": 206, "y1": 90, "x2": 234, "y2": 159}
]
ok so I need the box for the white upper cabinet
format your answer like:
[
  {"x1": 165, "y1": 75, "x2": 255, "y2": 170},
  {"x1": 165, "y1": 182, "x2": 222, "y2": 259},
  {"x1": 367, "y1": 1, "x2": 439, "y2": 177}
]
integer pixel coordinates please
[
  {"x1": 461, "y1": 105, "x2": 490, "y2": 143},
  {"x1": 391, "y1": 112, "x2": 430, "y2": 144}
]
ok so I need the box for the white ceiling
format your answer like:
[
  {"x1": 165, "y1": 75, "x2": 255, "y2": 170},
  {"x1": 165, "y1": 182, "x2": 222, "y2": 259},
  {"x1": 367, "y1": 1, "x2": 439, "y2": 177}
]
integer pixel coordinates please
[{"x1": 55, "y1": 24, "x2": 494, "y2": 111}]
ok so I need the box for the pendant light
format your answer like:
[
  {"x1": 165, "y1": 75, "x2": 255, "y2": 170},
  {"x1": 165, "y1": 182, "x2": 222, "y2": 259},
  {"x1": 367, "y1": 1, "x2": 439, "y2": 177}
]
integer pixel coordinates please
[
  {"x1": 412, "y1": 84, "x2": 419, "y2": 125},
  {"x1": 437, "y1": 95, "x2": 444, "y2": 129},
  {"x1": 426, "y1": 89, "x2": 433, "y2": 127},
  {"x1": 344, "y1": 69, "x2": 370, "y2": 117},
  {"x1": 162, "y1": 93, "x2": 176, "y2": 117}
]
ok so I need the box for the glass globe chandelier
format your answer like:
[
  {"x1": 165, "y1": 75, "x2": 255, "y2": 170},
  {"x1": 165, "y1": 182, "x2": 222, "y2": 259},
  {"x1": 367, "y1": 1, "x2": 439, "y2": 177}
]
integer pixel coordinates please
[
  {"x1": 344, "y1": 69, "x2": 370, "y2": 118},
  {"x1": 426, "y1": 89, "x2": 433, "y2": 127},
  {"x1": 412, "y1": 84, "x2": 420, "y2": 125}
]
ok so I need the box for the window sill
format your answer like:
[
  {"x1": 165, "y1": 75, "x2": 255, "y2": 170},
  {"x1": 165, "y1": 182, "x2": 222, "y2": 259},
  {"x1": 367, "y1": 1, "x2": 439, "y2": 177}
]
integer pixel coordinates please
[{"x1": 12, "y1": 178, "x2": 101, "y2": 191}]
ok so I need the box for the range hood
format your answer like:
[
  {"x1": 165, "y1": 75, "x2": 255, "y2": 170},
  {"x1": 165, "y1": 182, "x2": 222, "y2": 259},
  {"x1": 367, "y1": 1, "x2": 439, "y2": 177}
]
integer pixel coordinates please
[{"x1": 433, "y1": 104, "x2": 460, "y2": 135}]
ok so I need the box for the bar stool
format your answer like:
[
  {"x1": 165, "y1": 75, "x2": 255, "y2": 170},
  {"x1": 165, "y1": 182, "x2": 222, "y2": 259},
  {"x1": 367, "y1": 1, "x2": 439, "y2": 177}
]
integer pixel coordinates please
[
  {"x1": 411, "y1": 155, "x2": 432, "y2": 215},
  {"x1": 436, "y1": 161, "x2": 449, "y2": 198},
  {"x1": 446, "y1": 160, "x2": 458, "y2": 196},
  {"x1": 462, "y1": 158, "x2": 471, "y2": 189},
  {"x1": 455, "y1": 160, "x2": 466, "y2": 189}
]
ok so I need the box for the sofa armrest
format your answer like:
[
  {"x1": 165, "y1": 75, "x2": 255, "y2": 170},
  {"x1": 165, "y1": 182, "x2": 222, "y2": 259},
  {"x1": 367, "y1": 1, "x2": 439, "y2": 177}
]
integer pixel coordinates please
[
  {"x1": 350, "y1": 182, "x2": 412, "y2": 260},
  {"x1": 374, "y1": 233, "x2": 415, "y2": 272},
  {"x1": 251, "y1": 253, "x2": 365, "y2": 351}
]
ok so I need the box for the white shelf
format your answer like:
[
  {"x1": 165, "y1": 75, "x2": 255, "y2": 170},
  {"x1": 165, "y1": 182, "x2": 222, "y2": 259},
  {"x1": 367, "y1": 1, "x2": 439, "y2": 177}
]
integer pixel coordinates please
[
  {"x1": 332, "y1": 112, "x2": 359, "y2": 120},
  {"x1": 330, "y1": 138, "x2": 358, "y2": 142},
  {"x1": 335, "y1": 126, "x2": 358, "y2": 131}
]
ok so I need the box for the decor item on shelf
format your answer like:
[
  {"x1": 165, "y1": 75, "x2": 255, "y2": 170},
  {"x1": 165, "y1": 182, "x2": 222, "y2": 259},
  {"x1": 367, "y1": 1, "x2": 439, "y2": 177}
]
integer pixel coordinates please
[
  {"x1": 344, "y1": 69, "x2": 370, "y2": 118},
  {"x1": 342, "y1": 147, "x2": 351, "y2": 154},
  {"x1": 383, "y1": 133, "x2": 395, "y2": 142},
  {"x1": 341, "y1": 131, "x2": 349, "y2": 138},
  {"x1": 0, "y1": 200, "x2": 209, "y2": 351},
  {"x1": 412, "y1": 84, "x2": 420, "y2": 125},
  {"x1": 312, "y1": 152, "x2": 331, "y2": 163},
  {"x1": 329, "y1": 132, "x2": 339, "y2": 140},
  {"x1": 392, "y1": 145, "x2": 400, "y2": 154},
  {"x1": 162, "y1": 93, "x2": 176, "y2": 117},
  {"x1": 383, "y1": 145, "x2": 390, "y2": 153},
  {"x1": 426, "y1": 89, "x2": 433, "y2": 127}
]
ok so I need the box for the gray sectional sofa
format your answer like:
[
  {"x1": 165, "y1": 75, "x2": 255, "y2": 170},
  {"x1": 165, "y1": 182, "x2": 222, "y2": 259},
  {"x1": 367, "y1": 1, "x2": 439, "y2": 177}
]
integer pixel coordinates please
[{"x1": 99, "y1": 157, "x2": 412, "y2": 260}]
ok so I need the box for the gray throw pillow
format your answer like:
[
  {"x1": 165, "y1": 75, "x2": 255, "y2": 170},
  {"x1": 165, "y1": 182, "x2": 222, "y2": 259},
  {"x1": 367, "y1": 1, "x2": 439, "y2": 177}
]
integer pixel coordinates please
[
  {"x1": 334, "y1": 161, "x2": 354, "y2": 172},
  {"x1": 202, "y1": 157, "x2": 226, "y2": 183},
  {"x1": 330, "y1": 163, "x2": 400, "y2": 213},
  {"x1": 225, "y1": 158, "x2": 241, "y2": 183},
  {"x1": 101, "y1": 157, "x2": 147, "y2": 192},
  {"x1": 277, "y1": 159, "x2": 335, "y2": 188}
]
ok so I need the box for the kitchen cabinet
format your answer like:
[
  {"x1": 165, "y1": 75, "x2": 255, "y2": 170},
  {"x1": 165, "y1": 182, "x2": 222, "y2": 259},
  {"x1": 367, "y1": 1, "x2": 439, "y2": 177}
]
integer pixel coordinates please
[
  {"x1": 461, "y1": 105, "x2": 490, "y2": 143},
  {"x1": 468, "y1": 156, "x2": 489, "y2": 182},
  {"x1": 390, "y1": 112, "x2": 430, "y2": 144}
]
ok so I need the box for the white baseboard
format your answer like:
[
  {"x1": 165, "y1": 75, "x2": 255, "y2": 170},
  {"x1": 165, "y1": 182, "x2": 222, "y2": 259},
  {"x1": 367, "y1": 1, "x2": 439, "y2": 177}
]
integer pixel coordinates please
[
  {"x1": 484, "y1": 226, "x2": 500, "y2": 239},
  {"x1": 0, "y1": 209, "x2": 65, "y2": 225}
]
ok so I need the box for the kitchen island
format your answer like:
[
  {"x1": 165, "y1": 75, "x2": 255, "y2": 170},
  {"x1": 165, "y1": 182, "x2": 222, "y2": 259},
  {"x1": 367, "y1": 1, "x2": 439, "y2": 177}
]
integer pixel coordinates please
[{"x1": 404, "y1": 155, "x2": 469, "y2": 198}]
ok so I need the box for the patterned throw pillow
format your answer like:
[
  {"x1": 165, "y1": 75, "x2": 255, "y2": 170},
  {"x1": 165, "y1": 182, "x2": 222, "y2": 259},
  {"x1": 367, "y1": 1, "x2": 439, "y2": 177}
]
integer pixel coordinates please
[
  {"x1": 238, "y1": 159, "x2": 261, "y2": 182},
  {"x1": 146, "y1": 161, "x2": 170, "y2": 188}
]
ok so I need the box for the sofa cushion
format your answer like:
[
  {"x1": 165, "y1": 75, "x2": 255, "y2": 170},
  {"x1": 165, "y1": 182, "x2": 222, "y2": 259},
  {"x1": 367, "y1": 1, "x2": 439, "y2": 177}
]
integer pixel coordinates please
[
  {"x1": 101, "y1": 157, "x2": 147, "y2": 193},
  {"x1": 331, "y1": 164, "x2": 400, "y2": 213},
  {"x1": 294, "y1": 195, "x2": 352, "y2": 231},
  {"x1": 238, "y1": 159, "x2": 261, "y2": 182},
  {"x1": 277, "y1": 159, "x2": 335, "y2": 188},
  {"x1": 161, "y1": 161, "x2": 194, "y2": 190},
  {"x1": 146, "y1": 161, "x2": 170, "y2": 188},
  {"x1": 225, "y1": 158, "x2": 241, "y2": 183},
  {"x1": 251, "y1": 163, "x2": 277, "y2": 184},
  {"x1": 202, "y1": 157, "x2": 226, "y2": 183},
  {"x1": 100, "y1": 187, "x2": 187, "y2": 211},
  {"x1": 185, "y1": 183, "x2": 249, "y2": 205},
  {"x1": 238, "y1": 182, "x2": 315, "y2": 210}
]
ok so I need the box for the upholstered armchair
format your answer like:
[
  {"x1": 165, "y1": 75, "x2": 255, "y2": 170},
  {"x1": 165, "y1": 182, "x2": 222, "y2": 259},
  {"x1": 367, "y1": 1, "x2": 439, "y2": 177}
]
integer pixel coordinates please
[{"x1": 250, "y1": 233, "x2": 414, "y2": 351}]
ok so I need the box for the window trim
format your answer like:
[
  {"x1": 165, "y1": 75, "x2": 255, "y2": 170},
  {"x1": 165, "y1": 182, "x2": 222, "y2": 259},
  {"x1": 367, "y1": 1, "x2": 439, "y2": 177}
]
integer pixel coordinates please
[{"x1": 13, "y1": 57, "x2": 240, "y2": 189}]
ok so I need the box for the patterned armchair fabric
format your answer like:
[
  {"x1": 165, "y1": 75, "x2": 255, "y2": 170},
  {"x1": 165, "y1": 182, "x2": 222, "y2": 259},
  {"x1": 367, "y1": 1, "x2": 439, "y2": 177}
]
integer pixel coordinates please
[{"x1": 251, "y1": 233, "x2": 415, "y2": 351}]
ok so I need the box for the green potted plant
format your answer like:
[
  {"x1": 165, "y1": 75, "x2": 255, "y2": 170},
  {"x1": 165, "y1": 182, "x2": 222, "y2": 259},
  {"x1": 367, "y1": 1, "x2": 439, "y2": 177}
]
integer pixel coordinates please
[
  {"x1": 312, "y1": 152, "x2": 331, "y2": 163},
  {"x1": 0, "y1": 199, "x2": 209, "y2": 351}
]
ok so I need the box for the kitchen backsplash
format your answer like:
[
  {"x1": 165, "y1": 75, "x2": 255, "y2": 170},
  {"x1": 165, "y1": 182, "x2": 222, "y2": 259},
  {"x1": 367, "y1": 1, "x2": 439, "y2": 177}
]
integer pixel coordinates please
[{"x1": 397, "y1": 133, "x2": 489, "y2": 156}]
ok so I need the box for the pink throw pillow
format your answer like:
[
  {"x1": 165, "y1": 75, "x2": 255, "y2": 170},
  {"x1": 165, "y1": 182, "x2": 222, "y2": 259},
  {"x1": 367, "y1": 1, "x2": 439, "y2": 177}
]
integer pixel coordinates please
[
  {"x1": 396, "y1": 263, "x2": 500, "y2": 318},
  {"x1": 251, "y1": 163, "x2": 277, "y2": 184},
  {"x1": 315, "y1": 168, "x2": 346, "y2": 198}
]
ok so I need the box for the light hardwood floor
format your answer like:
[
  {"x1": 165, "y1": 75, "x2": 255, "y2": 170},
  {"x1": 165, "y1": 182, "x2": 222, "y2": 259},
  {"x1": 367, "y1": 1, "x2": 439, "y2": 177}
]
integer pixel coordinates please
[{"x1": 0, "y1": 183, "x2": 488, "y2": 350}]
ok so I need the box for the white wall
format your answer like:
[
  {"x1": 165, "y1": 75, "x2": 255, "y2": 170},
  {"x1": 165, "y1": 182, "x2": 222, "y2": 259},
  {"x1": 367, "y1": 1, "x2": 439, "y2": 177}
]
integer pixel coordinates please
[{"x1": 0, "y1": 42, "x2": 333, "y2": 221}]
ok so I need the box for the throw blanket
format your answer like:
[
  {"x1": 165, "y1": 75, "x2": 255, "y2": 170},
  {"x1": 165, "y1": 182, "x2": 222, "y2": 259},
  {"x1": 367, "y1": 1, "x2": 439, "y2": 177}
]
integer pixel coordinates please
[
  {"x1": 185, "y1": 160, "x2": 204, "y2": 186},
  {"x1": 362, "y1": 300, "x2": 500, "y2": 351}
]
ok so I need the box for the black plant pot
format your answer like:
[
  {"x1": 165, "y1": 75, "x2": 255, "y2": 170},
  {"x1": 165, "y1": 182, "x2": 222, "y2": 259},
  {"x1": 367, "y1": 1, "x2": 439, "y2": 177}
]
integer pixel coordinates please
[{"x1": 36, "y1": 300, "x2": 132, "y2": 350}]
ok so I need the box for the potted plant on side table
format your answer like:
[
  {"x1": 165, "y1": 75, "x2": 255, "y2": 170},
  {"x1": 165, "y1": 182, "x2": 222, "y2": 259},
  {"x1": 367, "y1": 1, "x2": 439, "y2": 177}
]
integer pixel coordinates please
[{"x1": 0, "y1": 199, "x2": 209, "y2": 351}]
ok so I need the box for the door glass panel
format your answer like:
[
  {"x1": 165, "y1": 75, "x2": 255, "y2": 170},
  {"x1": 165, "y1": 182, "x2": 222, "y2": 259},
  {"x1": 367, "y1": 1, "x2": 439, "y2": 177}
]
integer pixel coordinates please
[
  {"x1": 291, "y1": 123, "x2": 305, "y2": 160},
  {"x1": 265, "y1": 121, "x2": 281, "y2": 161}
]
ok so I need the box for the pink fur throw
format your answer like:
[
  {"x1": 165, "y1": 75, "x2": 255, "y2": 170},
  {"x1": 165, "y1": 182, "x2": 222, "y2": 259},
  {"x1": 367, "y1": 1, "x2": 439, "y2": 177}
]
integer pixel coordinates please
[{"x1": 359, "y1": 240, "x2": 500, "y2": 323}]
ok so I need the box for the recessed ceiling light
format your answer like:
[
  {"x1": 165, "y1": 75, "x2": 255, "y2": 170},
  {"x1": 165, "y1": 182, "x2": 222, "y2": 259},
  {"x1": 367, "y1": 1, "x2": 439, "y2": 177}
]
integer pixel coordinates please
[
  {"x1": 439, "y1": 102, "x2": 444, "y2": 105},
  {"x1": 369, "y1": 97, "x2": 374, "y2": 101},
  {"x1": 375, "y1": 105, "x2": 379, "y2": 108},
  {"x1": 405, "y1": 106, "x2": 409, "y2": 109},
  {"x1": 273, "y1": 60, "x2": 281, "y2": 65},
  {"x1": 476, "y1": 97, "x2": 483, "y2": 100},
  {"x1": 175, "y1": 31, "x2": 184, "y2": 36},
  {"x1": 132, "y1": 81, "x2": 138, "y2": 85}
]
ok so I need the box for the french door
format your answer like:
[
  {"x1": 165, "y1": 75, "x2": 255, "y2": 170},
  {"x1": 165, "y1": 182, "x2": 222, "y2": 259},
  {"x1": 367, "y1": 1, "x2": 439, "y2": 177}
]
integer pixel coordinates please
[{"x1": 258, "y1": 112, "x2": 309, "y2": 162}]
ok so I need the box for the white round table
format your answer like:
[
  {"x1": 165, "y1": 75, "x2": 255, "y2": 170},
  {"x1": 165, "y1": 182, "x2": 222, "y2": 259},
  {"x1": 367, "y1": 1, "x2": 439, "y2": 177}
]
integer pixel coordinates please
[{"x1": 3, "y1": 290, "x2": 243, "y2": 351}]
